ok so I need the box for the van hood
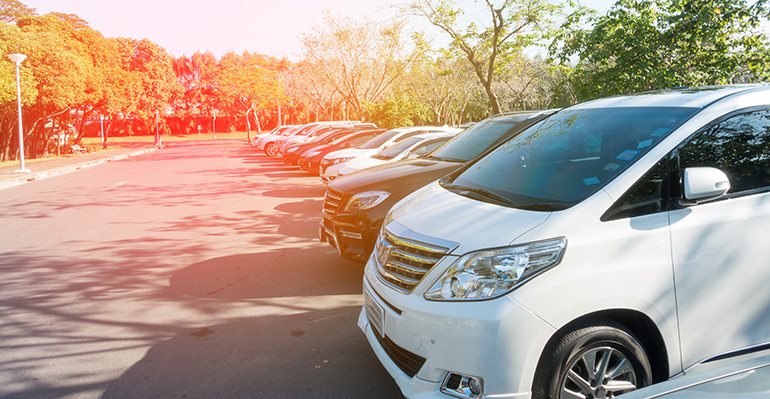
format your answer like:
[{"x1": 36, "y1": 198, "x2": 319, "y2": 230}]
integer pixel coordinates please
[{"x1": 386, "y1": 181, "x2": 552, "y2": 254}]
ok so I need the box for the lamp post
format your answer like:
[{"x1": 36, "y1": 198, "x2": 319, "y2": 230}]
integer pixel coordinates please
[
  {"x1": 155, "y1": 110, "x2": 161, "y2": 147},
  {"x1": 212, "y1": 109, "x2": 217, "y2": 139},
  {"x1": 99, "y1": 115, "x2": 106, "y2": 149},
  {"x1": 8, "y1": 53, "x2": 30, "y2": 174}
]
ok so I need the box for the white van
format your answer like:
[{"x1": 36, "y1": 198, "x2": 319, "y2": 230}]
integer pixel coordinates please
[{"x1": 359, "y1": 85, "x2": 770, "y2": 399}]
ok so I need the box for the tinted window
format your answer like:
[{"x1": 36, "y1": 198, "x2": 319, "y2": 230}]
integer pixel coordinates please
[
  {"x1": 411, "y1": 140, "x2": 448, "y2": 157},
  {"x1": 359, "y1": 129, "x2": 402, "y2": 149},
  {"x1": 602, "y1": 159, "x2": 671, "y2": 221},
  {"x1": 445, "y1": 107, "x2": 697, "y2": 210},
  {"x1": 348, "y1": 133, "x2": 379, "y2": 147},
  {"x1": 427, "y1": 119, "x2": 522, "y2": 162},
  {"x1": 376, "y1": 137, "x2": 424, "y2": 159},
  {"x1": 677, "y1": 109, "x2": 770, "y2": 194}
]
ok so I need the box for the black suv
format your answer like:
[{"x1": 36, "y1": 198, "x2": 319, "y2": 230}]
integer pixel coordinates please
[{"x1": 319, "y1": 110, "x2": 557, "y2": 262}]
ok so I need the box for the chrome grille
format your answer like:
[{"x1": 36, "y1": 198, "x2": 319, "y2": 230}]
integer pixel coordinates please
[
  {"x1": 374, "y1": 226, "x2": 450, "y2": 294},
  {"x1": 323, "y1": 189, "x2": 344, "y2": 216}
]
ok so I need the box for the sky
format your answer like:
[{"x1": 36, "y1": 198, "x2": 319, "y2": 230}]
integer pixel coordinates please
[{"x1": 21, "y1": 0, "x2": 616, "y2": 60}]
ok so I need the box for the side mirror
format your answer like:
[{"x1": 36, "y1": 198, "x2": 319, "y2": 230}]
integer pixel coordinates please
[{"x1": 680, "y1": 167, "x2": 730, "y2": 206}]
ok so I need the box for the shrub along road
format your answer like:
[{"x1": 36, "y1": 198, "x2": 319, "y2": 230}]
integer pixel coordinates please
[{"x1": 0, "y1": 139, "x2": 401, "y2": 398}]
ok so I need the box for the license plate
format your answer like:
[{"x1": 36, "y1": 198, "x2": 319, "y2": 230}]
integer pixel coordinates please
[{"x1": 363, "y1": 289, "x2": 385, "y2": 337}]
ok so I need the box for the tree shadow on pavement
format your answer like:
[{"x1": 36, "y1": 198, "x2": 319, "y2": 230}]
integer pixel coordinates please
[
  {"x1": 102, "y1": 309, "x2": 402, "y2": 399},
  {"x1": 166, "y1": 247, "x2": 363, "y2": 301}
]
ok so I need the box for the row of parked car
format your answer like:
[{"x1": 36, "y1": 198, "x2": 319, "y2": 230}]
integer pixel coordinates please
[{"x1": 252, "y1": 84, "x2": 770, "y2": 399}]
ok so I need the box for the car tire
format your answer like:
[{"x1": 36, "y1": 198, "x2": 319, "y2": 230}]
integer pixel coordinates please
[
  {"x1": 265, "y1": 143, "x2": 279, "y2": 157},
  {"x1": 532, "y1": 319, "x2": 652, "y2": 399}
]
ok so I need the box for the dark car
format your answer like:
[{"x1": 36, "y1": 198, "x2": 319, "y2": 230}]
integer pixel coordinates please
[
  {"x1": 319, "y1": 110, "x2": 557, "y2": 262},
  {"x1": 297, "y1": 129, "x2": 386, "y2": 175},
  {"x1": 282, "y1": 127, "x2": 371, "y2": 166}
]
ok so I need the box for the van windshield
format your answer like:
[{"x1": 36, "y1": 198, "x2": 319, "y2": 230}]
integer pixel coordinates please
[
  {"x1": 426, "y1": 118, "x2": 525, "y2": 162},
  {"x1": 443, "y1": 107, "x2": 698, "y2": 210}
]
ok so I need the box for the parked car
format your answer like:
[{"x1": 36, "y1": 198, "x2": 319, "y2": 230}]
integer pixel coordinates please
[
  {"x1": 261, "y1": 122, "x2": 343, "y2": 157},
  {"x1": 335, "y1": 130, "x2": 462, "y2": 177},
  {"x1": 253, "y1": 125, "x2": 301, "y2": 153},
  {"x1": 359, "y1": 85, "x2": 770, "y2": 399},
  {"x1": 336, "y1": 131, "x2": 461, "y2": 177},
  {"x1": 320, "y1": 126, "x2": 461, "y2": 183},
  {"x1": 297, "y1": 129, "x2": 386, "y2": 175},
  {"x1": 276, "y1": 121, "x2": 377, "y2": 155},
  {"x1": 320, "y1": 110, "x2": 553, "y2": 262},
  {"x1": 621, "y1": 349, "x2": 770, "y2": 398},
  {"x1": 251, "y1": 125, "x2": 294, "y2": 147},
  {"x1": 281, "y1": 127, "x2": 369, "y2": 166}
]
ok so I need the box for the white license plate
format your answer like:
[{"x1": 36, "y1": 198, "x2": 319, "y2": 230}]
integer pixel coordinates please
[{"x1": 363, "y1": 289, "x2": 385, "y2": 337}]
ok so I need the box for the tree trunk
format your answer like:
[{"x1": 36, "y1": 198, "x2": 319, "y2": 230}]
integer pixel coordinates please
[
  {"x1": 244, "y1": 112, "x2": 252, "y2": 142},
  {"x1": 74, "y1": 108, "x2": 92, "y2": 145},
  {"x1": 253, "y1": 108, "x2": 262, "y2": 133}
]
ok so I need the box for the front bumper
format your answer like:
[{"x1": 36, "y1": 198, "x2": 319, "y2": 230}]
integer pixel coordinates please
[
  {"x1": 359, "y1": 257, "x2": 555, "y2": 398},
  {"x1": 319, "y1": 216, "x2": 379, "y2": 262}
]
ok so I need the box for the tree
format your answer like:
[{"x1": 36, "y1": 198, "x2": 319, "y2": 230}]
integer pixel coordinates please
[
  {"x1": 113, "y1": 38, "x2": 180, "y2": 141},
  {"x1": 0, "y1": 20, "x2": 37, "y2": 161},
  {"x1": 290, "y1": 59, "x2": 343, "y2": 121},
  {"x1": 552, "y1": 0, "x2": 770, "y2": 100},
  {"x1": 301, "y1": 12, "x2": 408, "y2": 120},
  {"x1": 407, "y1": 0, "x2": 564, "y2": 115},
  {"x1": 12, "y1": 14, "x2": 93, "y2": 157},
  {"x1": 173, "y1": 52, "x2": 217, "y2": 117},
  {"x1": 402, "y1": 35, "x2": 482, "y2": 125},
  {"x1": 0, "y1": 0, "x2": 35, "y2": 23},
  {"x1": 212, "y1": 51, "x2": 286, "y2": 141}
]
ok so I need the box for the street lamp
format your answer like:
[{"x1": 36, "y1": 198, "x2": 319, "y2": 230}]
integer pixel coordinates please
[
  {"x1": 212, "y1": 109, "x2": 217, "y2": 139},
  {"x1": 8, "y1": 53, "x2": 30, "y2": 174},
  {"x1": 155, "y1": 110, "x2": 161, "y2": 147},
  {"x1": 99, "y1": 115, "x2": 106, "y2": 149}
]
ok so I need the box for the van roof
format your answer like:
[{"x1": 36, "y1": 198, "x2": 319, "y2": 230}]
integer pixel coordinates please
[{"x1": 573, "y1": 84, "x2": 770, "y2": 110}]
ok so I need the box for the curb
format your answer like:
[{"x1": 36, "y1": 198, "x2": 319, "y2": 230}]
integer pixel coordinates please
[{"x1": 0, "y1": 147, "x2": 158, "y2": 191}]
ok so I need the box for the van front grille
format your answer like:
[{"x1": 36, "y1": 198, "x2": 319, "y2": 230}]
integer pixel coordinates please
[{"x1": 373, "y1": 226, "x2": 451, "y2": 294}]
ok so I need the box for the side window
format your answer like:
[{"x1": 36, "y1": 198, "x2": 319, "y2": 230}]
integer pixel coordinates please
[
  {"x1": 602, "y1": 159, "x2": 670, "y2": 221},
  {"x1": 411, "y1": 140, "x2": 445, "y2": 157},
  {"x1": 676, "y1": 109, "x2": 770, "y2": 195},
  {"x1": 349, "y1": 134, "x2": 377, "y2": 146}
]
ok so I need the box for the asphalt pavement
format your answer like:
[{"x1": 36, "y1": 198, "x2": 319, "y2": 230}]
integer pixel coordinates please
[
  {"x1": 0, "y1": 143, "x2": 159, "y2": 190},
  {"x1": 0, "y1": 139, "x2": 401, "y2": 398}
]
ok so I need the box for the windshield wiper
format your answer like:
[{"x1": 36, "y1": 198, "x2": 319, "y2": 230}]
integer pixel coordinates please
[
  {"x1": 441, "y1": 183, "x2": 519, "y2": 207},
  {"x1": 425, "y1": 155, "x2": 464, "y2": 162},
  {"x1": 516, "y1": 202, "x2": 570, "y2": 211}
]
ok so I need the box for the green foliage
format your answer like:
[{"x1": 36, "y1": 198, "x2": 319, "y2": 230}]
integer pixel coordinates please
[
  {"x1": 553, "y1": 0, "x2": 770, "y2": 100},
  {"x1": 301, "y1": 12, "x2": 408, "y2": 120},
  {"x1": 363, "y1": 94, "x2": 430, "y2": 129},
  {"x1": 0, "y1": 0, "x2": 35, "y2": 23},
  {"x1": 408, "y1": 0, "x2": 566, "y2": 114}
]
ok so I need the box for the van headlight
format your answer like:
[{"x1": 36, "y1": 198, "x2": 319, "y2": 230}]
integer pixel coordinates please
[
  {"x1": 344, "y1": 190, "x2": 390, "y2": 211},
  {"x1": 425, "y1": 238, "x2": 567, "y2": 301}
]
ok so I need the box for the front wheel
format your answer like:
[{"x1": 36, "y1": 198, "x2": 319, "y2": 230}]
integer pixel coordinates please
[
  {"x1": 265, "y1": 143, "x2": 279, "y2": 157},
  {"x1": 532, "y1": 320, "x2": 652, "y2": 399}
]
